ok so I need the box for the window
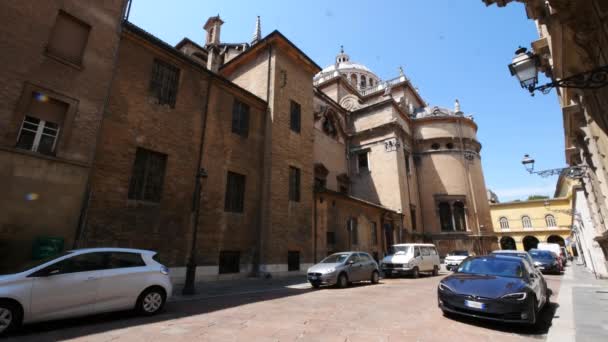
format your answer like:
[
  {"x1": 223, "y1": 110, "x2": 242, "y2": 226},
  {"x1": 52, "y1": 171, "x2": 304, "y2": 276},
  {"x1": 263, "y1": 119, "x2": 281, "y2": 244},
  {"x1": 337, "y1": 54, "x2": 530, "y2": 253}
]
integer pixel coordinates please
[
  {"x1": 410, "y1": 205, "x2": 417, "y2": 231},
  {"x1": 414, "y1": 247, "x2": 421, "y2": 257},
  {"x1": 289, "y1": 166, "x2": 301, "y2": 202},
  {"x1": 360, "y1": 76, "x2": 367, "y2": 89},
  {"x1": 430, "y1": 247, "x2": 438, "y2": 256},
  {"x1": 231, "y1": 99, "x2": 250, "y2": 137},
  {"x1": 371, "y1": 222, "x2": 378, "y2": 245},
  {"x1": 46, "y1": 252, "x2": 107, "y2": 275},
  {"x1": 288, "y1": 251, "x2": 300, "y2": 271},
  {"x1": 404, "y1": 151, "x2": 411, "y2": 175},
  {"x1": 149, "y1": 59, "x2": 180, "y2": 107},
  {"x1": 107, "y1": 252, "x2": 146, "y2": 269},
  {"x1": 16, "y1": 93, "x2": 69, "y2": 155},
  {"x1": 522, "y1": 215, "x2": 532, "y2": 228},
  {"x1": 446, "y1": 143, "x2": 454, "y2": 149},
  {"x1": 47, "y1": 11, "x2": 91, "y2": 65},
  {"x1": 128, "y1": 148, "x2": 168, "y2": 202},
  {"x1": 339, "y1": 185, "x2": 348, "y2": 194},
  {"x1": 431, "y1": 143, "x2": 440, "y2": 150},
  {"x1": 358, "y1": 253, "x2": 371, "y2": 262},
  {"x1": 499, "y1": 217, "x2": 509, "y2": 229},
  {"x1": 326, "y1": 231, "x2": 336, "y2": 245},
  {"x1": 314, "y1": 177, "x2": 326, "y2": 190},
  {"x1": 421, "y1": 247, "x2": 431, "y2": 256},
  {"x1": 357, "y1": 152, "x2": 369, "y2": 173},
  {"x1": 439, "y1": 201, "x2": 453, "y2": 231},
  {"x1": 349, "y1": 218, "x2": 358, "y2": 245},
  {"x1": 219, "y1": 251, "x2": 240, "y2": 274},
  {"x1": 453, "y1": 201, "x2": 466, "y2": 231},
  {"x1": 545, "y1": 214, "x2": 557, "y2": 227},
  {"x1": 290, "y1": 100, "x2": 301, "y2": 133},
  {"x1": 225, "y1": 171, "x2": 246, "y2": 212}
]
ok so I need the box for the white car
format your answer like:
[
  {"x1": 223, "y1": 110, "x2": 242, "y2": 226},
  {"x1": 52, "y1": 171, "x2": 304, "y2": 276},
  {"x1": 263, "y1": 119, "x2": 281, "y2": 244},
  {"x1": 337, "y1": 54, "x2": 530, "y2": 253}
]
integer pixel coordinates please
[
  {"x1": 381, "y1": 243, "x2": 441, "y2": 278},
  {"x1": 444, "y1": 250, "x2": 475, "y2": 271},
  {"x1": 0, "y1": 248, "x2": 172, "y2": 334}
]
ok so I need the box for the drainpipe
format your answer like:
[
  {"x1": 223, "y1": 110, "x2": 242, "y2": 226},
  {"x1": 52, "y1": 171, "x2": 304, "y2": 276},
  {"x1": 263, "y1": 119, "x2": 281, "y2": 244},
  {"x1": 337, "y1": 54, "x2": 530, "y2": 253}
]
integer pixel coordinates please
[{"x1": 74, "y1": 0, "x2": 129, "y2": 248}]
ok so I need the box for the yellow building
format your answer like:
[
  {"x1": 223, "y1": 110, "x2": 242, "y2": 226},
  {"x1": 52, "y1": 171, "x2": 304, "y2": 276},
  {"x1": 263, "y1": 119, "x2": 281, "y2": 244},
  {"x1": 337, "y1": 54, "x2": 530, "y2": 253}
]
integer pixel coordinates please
[{"x1": 490, "y1": 197, "x2": 572, "y2": 252}]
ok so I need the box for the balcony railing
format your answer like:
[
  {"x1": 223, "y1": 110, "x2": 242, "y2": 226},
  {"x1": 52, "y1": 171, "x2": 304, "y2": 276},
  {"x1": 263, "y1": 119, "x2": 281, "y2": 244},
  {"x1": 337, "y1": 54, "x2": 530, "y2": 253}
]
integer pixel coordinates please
[{"x1": 313, "y1": 72, "x2": 408, "y2": 97}]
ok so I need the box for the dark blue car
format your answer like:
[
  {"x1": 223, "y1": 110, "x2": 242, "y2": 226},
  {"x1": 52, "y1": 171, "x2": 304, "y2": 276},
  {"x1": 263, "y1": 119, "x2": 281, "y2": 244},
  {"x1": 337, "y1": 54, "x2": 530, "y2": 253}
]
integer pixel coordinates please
[{"x1": 438, "y1": 255, "x2": 548, "y2": 325}]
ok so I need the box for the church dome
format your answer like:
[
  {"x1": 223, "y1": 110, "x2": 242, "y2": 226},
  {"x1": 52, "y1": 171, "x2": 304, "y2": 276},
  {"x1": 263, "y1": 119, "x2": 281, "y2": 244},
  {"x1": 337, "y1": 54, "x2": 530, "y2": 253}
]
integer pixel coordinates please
[{"x1": 314, "y1": 47, "x2": 381, "y2": 91}]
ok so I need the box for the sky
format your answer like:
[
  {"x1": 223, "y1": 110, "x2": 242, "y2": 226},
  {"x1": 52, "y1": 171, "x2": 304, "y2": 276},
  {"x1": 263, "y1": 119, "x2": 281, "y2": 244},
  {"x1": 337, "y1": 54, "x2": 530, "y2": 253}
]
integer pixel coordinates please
[{"x1": 128, "y1": 0, "x2": 565, "y2": 202}]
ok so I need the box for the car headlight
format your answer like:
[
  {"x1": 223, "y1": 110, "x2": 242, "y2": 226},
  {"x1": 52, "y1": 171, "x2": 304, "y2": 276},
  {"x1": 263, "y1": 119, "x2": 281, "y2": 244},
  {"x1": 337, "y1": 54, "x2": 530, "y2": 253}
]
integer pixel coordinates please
[
  {"x1": 438, "y1": 283, "x2": 453, "y2": 292},
  {"x1": 533, "y1": 261, "x2": 542, "y2": 266},
  {"x1": 501, "y1": 292, "x2": 527, "y2": 301}
]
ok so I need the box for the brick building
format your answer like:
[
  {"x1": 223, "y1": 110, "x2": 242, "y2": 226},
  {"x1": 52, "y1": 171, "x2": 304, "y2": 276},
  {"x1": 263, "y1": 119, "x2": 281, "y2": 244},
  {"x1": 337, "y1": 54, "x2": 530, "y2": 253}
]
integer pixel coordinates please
[
  {"x1": 1, "y1": 7, "x2": 497, "y2": 279},
  {"x1": 0, "y1": 0, "x2": 127, "y2": 269}
]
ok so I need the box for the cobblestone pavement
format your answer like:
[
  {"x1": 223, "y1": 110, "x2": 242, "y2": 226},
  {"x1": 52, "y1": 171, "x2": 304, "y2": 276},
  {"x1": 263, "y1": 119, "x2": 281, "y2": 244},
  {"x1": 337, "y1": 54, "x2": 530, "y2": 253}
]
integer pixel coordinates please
[{"x1": 4, "y1": 271, "x2": 562, "y2": 342}]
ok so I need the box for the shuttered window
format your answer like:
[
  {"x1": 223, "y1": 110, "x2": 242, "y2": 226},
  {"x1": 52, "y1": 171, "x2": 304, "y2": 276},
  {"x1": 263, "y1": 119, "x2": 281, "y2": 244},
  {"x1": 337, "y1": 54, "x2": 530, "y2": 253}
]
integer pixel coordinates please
[
  {"x1": 47, "y1": 11, "x2": 91, "y2": 65},
  {"x1": 290, "y1": 100, "x2": 301, "y2": 133},
  {"x1": 289, "y1": 166, "x2": 300, "y2": 202},
  {"x1": 231, "y1": 99, "x2": 250, "y2": 137}
]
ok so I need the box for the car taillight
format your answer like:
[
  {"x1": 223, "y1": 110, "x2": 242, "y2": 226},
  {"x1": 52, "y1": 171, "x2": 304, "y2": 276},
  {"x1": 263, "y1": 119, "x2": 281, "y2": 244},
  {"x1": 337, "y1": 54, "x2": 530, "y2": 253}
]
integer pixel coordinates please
[{"x1": 160, "y1": 265, "x2": 169, "y2": 275}]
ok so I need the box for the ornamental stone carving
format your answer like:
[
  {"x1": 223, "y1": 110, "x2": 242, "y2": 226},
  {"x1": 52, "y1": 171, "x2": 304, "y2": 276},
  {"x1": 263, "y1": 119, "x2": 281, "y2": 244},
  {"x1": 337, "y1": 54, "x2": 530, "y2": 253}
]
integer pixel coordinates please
[{"x1": 339, "y1": 94, "x2": 361, "y2": 111}]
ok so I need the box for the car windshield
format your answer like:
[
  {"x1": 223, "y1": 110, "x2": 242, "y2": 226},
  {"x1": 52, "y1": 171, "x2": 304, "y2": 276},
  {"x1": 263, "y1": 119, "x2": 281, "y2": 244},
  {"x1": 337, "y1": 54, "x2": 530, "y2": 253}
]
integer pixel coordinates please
[
  {"x1": 448, "y1": 250, "x2": 469, "y2": 256},
  {"x1": 529, "y1": 250, "x2": 554, "y2": 259},
  {"x1": 0, "y1": 251, "x2": 73, "y2": 275},
  {"x1": 389, "y1": 246, "x2": 412, "y2": 255},
  {"x1": 321, "y1": 253, "x2": 350, "y2": 264},
  {"x1": 457, "y1": 257, "x2": 524, "y2": 278}
]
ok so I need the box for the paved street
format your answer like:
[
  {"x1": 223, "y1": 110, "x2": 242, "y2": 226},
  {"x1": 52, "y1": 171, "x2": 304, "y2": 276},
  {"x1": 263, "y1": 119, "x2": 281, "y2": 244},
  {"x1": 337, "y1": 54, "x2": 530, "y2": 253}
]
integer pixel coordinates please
[{"x1": 4, "y1": 269, "x2": 562, "y2": 342}]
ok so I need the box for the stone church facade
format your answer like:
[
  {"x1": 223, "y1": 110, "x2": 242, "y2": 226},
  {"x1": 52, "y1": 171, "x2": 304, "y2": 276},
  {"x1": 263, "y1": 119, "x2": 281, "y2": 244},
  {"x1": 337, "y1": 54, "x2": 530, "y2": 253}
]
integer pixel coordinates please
[{"x1": 0, "y1": 3, "x2": 496, "y2": 279}]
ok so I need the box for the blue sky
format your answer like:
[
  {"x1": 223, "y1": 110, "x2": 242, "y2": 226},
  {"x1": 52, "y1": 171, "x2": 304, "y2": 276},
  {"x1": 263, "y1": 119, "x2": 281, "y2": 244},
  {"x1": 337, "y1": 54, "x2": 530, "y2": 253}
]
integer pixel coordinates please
[{"x1": 129, "y1": 0, "x2": 564, "y2": 202}]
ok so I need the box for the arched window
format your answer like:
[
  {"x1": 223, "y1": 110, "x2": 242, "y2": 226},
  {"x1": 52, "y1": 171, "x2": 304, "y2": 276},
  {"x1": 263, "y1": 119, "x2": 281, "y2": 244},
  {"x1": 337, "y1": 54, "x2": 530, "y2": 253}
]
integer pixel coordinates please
[
  {"x1": 499, "y1": 217, "x2": 509, "y2": 229},
  {"x1": 350, "y1": 74, "x2": 357, "y2": 86},
  {"x1": 545, "y1": 214, "x2": 557, "y2": 227},
  {"x1": 360, "y1": 76, "x2": 367, "y2": 89},
  {"x1": 522, "y1": 215, "x2": 532, "y2": 228},
  {"x1": 369, "y1": 79, "x2": 374, "y2": 86},
  {"x1": 439, "y1": 202, "x2": 453, "y2": 231},
  {"x1": 453, "y1": 201, "x2": 466, "y2": 231}
]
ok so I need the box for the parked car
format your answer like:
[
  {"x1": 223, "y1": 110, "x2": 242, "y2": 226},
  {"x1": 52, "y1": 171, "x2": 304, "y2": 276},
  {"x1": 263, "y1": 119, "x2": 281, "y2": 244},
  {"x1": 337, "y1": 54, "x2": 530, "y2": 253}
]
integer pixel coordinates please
[
  {"x1": 537, "y1": 242, "x2": 566, "y2": 267},
  {"x1": 561, "y1": 246, "x2": 573, "y2": 262},
  {"x1": 444, "y1": 250, "x2": 474, "y2": 271},
  {"x1": 0, "y1": 248, "x2": 172, "y2": 335},
  {"x1": 528, "y1": 249, "x2": 561, "y2": 274},
  {"x1": 381, "y1": 243, "x2": 440, "y2": 278},
  {"x1": 438, "y1": 255, "x2": 548, "y2": 325},
  {"x1": 490, "y1": 250, "x2": 545, "y2": 279},
  {"x1": 307, "y1": 252, "x2": 379, "y2": 288}
]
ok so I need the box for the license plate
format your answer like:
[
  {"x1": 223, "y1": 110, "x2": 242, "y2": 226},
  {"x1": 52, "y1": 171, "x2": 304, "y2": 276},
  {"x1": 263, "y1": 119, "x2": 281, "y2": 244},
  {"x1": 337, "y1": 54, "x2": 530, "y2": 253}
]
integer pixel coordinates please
[
  {"x1": 309, "y1": 276, "x2": 317, "y2": 280},
  {"x1": 465, "y1": 300, "x2": 485, "y2": 310},
  {"x1": 392, "y1": 270, "x2": 399, "y2": 274}
]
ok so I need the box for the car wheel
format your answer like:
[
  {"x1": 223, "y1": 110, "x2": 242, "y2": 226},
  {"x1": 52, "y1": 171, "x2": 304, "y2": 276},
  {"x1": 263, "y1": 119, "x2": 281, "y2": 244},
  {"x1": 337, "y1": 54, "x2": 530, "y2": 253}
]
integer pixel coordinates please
[
  {"x1": 411, "y1": 267, "x2": 419, "y2": 279},
  {"x1": 371, "y1": 271, "x2": 380, "y2": 284},
  {"x1": 432, "y1": 265, "x2": 440, "y2": 276},
  {"x1": 311, "y1": 283, "x2": 320, "y2": 289},
  {"x1": 337, "y1": 273, "x2": 349, "y2": 288},
  {"x1": 0, "y1": 300, "x2": 22, "y2": 335},
  {"x1": 136, "y1": 287, "x2": 166, "y2": 316}
]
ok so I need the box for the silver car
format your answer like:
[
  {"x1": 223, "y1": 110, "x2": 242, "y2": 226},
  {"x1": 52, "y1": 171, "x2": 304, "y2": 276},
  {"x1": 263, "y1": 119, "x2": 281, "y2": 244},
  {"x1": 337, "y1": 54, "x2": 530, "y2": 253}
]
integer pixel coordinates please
[{"x1": 307, "y1": 252, "x2": 380, "y2": 288}]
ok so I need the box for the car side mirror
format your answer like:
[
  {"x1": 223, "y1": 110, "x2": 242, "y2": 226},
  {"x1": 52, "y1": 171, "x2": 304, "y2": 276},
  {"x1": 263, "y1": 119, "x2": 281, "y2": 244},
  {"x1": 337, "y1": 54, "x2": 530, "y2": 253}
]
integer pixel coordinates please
[{"x1": 347, "y1": 260, "x2": 354, "y2": 266}]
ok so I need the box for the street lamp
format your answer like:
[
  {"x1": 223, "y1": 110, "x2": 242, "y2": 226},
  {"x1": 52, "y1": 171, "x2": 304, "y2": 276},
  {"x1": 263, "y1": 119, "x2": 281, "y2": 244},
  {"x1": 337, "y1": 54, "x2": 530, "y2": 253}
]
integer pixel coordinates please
[
  {"x1": 521, "y1": 154, "x2": 587, "y2": 179},
  {"x1": 182, "y1": 167, "x2": 208, "y2": 295},
  {"x1": 509, "y1": 47, "x2": 608, "y2": 96}
]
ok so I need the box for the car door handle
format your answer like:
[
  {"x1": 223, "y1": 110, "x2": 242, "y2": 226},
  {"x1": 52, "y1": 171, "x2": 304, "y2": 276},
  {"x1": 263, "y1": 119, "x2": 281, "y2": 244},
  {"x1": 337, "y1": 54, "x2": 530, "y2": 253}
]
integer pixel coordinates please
[{"x1": 85, "y1": 276, "x2": 97, "y2": 281}]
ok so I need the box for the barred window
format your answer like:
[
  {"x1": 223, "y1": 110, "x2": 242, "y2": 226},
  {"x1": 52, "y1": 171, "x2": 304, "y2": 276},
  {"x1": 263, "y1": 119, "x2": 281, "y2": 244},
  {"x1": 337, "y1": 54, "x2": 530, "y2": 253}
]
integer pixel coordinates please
[
  {"x1": 16, "y1": 116, "x2": 60, "y2": 155},
  {"x1": 326, "y1": 231, "x2": 336, "y2": 245},
  {"x1": 410, "y1": 205, "x2": 417, "y2": 231},
  {"x1": 522, "y1": 215, "x2": 532, "y2": 228},
  {"x1": 128, "y1": 148, "x2": 168, "y2": 202},
  {"x1": 219, "y1": 251, "x2": 240, "y2": 274},
  {"x1": 290, "y1": 100, "x2": 301, "y2": 133},
  {"x1": 231, "y1": 99, "x2": 250, "y2": 137},
  {"x1": 545, "y1": 214, "x2": 557, "y2": 227},
  {"x1": 225, "y1": 171, "x2": 246, "y2": 212},
  {"x1": 149, "y1": 59, "x2": 180, "y2": 107},
  {"x1": 288, "y1": 251, "x2": 300, "y2": 271},
  {"x1": 289, "y1": 166, "x2": 301, "y2": 202}
]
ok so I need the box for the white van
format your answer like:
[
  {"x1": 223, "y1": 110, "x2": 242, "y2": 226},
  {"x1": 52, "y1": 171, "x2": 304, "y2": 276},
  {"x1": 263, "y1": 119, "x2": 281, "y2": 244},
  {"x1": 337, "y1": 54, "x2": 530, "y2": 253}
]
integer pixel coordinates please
[
  {"x1": 380, "y1": 243, "x2": 440, "y2": 278},
  {"x1": 538, "y1": 242, "x2": 567, "y2": 266}
]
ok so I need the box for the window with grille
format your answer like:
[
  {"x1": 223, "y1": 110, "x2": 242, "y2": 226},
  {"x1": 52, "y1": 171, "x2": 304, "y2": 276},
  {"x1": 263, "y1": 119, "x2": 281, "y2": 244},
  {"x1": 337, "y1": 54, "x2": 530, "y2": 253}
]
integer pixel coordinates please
[
  {"x1": 522, "y1": 216, "x2": 532, "y2": 228},
  {"x1": 288, "y1": 251, "x2": 300, "y2": 271},
  {"x1": 231, "y1": 99, "x2": 250, "y2": 137},
  {"x1": 225, "y1": 171, "x2": 246, "y2": 212},
  {"x1": 149, "y1": 59, "x2": 180, "y2": 107},
  {"x1": 128, "y1": 148, "x2": 168, "y2": 202},
  {"x1": 219, "y1": 251, "x2": 240, "y2": 274},
  {"x1": 47, "y1": 11, "x2": 91, "y2": 65},
  {"x1": 545, "y1": 215, "x2": 557, "y2": 227},
  {"x1": 290, "y1": 100, "x2": 301, "y2": 133},
  {"x1": 289, "y1": 166, "x2": 300, "y2": 202},
  {"x1": 499, "y1": 217, "x2": 509, "y2": 229},
  {"x1": 349, "y1": 218, "x2": 358, "y2": 245},
  {"x1": 410, "y1": 205, "x2": 417, "y2": 231}
]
